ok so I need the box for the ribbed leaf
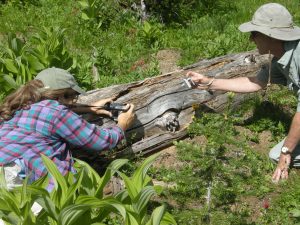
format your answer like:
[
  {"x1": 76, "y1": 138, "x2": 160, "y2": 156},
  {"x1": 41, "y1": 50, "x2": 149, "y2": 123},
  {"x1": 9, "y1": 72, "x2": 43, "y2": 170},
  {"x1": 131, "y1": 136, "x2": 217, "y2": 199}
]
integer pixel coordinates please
[
  {"x1": 132, "y1": 153, "x2": 161, "y2": 191},
  {"x1": 63, "y1": 169, "x2": 84, "y2": 207},
  {"x1": 20, "y1": 175, "x2": 30, "y2": 209},
  {"x1": 76, "y1": 196, "x2": 126, "y2": 219},
  {"x1": 2, "y1": 74, "x2": 18, "y2": 89},
  {"x1": 146, "y1": 205, "x2": 166, "y2": 225},
  {"x1": 146, "y1": 205, "x2": 177, "y2": 225},
  {"x1": 41, "y1": 154, "x2": 68, "y2": 198},
  {"x1": 74, "y1": 159, "x2": 101, "y2": 196},
  {"x1": 31, "y1": 173, "x2": 50, "y2": 190},
  {"x1": 27, "y1": 55, "x2": 45, "y2": 71},
  {"x1": 117, "y1": 172, "x2": 138, "y2": 200},
  {"x1": 161, "y1": 212, "x2": 177, "y2": 225},
  {"x1": 125, "y1": 212, "x2": 139, "y2": 225},
  {"x1": 0, "y1": 190, "x2": 21, "y2": 216},
  {"x1": 4, "y1": 59, "x2": 19, "y2": 74},
  {"x1": 20, "y1": 185, "x2": 49, "y2": 198},
  {"x1": 96, "y1": 158, "x2": 128, "y2": 197},
  {"x1": 134, "y1": 186, "x2": 156, "y2": 214},
  {"x1": 35, "y1": 196, "x2": 58, "y2": 220},
  {"x1": 114, "y1": 189, "x2": 129, "y2": 203},
  {"x1": 58, "y1": 204, "x2": 90, "y2": 225}
]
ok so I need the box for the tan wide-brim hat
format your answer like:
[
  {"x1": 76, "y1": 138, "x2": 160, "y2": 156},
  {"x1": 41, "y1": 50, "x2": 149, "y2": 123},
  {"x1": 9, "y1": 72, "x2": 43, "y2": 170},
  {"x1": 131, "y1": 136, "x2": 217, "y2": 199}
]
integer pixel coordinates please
[{"x1": 239, "y1": 3, "x2": 300, "y2": 41}]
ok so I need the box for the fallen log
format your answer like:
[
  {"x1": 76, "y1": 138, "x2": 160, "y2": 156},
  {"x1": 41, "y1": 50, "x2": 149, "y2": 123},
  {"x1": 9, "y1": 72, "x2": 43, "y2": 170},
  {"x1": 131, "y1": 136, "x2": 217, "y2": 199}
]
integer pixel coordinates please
[{"x1": 78, "y1": 50, "x2": 268, "y2": 156}]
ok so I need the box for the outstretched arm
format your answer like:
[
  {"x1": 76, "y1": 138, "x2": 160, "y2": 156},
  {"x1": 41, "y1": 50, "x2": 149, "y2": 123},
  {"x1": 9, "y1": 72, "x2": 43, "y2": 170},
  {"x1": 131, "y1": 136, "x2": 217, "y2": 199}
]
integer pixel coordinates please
[{"x1": 186, "y1": 71, "x2": 266, "y2": 93}]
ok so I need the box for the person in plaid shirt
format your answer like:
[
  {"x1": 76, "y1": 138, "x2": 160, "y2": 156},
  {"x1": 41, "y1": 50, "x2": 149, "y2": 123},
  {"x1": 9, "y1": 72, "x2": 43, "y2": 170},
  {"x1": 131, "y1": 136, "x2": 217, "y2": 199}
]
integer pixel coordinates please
[{"x1": 0, "y1": 67, "x2": 135, "y2": 191}]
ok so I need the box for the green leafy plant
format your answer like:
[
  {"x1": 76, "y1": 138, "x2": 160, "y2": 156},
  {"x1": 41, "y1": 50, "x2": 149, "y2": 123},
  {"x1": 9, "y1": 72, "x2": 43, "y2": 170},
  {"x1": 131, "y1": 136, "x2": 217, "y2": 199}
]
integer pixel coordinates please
[
  {"x1": 0, "y1": 27, "x2": 77, "y2": 95},
  {"x1": 115, "y1": 152, "x2": 177, "y2": 224},
  {"x1": 0, "y1": 33, "x2": 44, "y2": 92},
  {"x1": 30, "y1": 26, "x2": 76, "y2": 71},
  {"x1": 139, "y1": 21, "x2": 164, "y2": 49},
  {"x1": 78, "y1": 0, "x2": 118, "y2": 29},
  {"x1": 0, "y1": 153, "x2": 176, "y2": 224}
]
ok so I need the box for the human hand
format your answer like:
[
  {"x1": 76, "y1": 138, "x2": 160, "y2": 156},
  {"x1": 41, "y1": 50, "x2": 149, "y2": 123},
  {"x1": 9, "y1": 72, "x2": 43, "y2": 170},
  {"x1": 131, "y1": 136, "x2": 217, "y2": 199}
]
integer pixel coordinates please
[
  {"x1": 186, "y1": 71, "x2": 213, "y2": 88},
  {"x1": 117, "y1": 104, "x2": 135, "y2": 131},
  {"x1": 271, "y1": 153, "x2": 291, "y2": 183},
  {"x1": 90, "y1": 98, "x2": 114, "y2": 117}
]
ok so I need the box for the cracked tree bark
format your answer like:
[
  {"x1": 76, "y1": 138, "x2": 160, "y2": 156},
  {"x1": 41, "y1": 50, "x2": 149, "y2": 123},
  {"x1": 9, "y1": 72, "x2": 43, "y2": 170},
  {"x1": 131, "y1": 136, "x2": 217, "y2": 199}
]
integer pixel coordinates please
[{"x1": 78, "y1": 50, "x2": 269, "y2": 156}]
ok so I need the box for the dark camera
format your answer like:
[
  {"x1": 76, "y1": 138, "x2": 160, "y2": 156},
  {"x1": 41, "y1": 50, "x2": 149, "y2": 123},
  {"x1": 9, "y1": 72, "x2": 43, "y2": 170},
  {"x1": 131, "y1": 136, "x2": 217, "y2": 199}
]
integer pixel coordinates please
[{"x1": 104, "y1": 103, "x2": 128, "y2": 120}]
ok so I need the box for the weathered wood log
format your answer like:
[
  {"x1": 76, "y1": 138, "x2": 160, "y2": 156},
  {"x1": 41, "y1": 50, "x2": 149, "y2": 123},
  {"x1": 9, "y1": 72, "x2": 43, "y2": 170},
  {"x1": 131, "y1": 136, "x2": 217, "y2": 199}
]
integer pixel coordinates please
[{"x1": 78, "y1": 50, "x2": 269, "y2": 156}]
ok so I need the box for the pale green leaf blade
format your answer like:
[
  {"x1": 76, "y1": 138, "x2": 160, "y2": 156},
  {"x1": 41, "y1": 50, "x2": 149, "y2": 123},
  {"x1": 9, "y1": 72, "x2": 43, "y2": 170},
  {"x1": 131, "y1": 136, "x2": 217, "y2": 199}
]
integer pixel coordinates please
[
  {"x1": 135, "y1": 186, "x2": 156, "y2": 214},
  {"x1": 41, "y1": 154, "x2": 68, "y2": 199},
  {"x1": 117, "y1": 172, "x2": 138, "y2": 200}
]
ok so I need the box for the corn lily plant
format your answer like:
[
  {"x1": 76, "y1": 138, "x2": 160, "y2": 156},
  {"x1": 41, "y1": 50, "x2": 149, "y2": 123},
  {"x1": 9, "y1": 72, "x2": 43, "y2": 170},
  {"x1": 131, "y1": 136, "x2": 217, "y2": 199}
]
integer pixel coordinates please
[{"x1": 0, "y1": 153, "x2": 177, "y2": 225}]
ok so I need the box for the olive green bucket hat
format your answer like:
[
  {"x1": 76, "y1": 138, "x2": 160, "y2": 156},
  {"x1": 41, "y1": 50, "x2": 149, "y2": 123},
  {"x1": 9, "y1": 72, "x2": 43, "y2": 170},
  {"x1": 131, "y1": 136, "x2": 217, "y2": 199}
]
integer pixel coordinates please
[
  {"x1": 34, "y1": 67, "x2": 86, "y2": 95},
  {"x1": 239, "y1": 3, "x2": 300, "y2": 41}
]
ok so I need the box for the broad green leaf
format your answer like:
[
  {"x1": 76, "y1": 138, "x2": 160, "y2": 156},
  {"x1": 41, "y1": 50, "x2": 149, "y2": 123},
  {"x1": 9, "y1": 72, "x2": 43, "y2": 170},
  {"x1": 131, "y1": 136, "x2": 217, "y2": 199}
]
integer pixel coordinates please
[
  {"x1": 146, "y1": 205, "x2": 177, "y2": 225},
  {"x1": 132, "y1": 153, "x2": 161, "y2": 191},
  {"x1": 4, "y1": 59, "x2": 19, "y2": 74},
  {"x1": 20, "y1": 63, "x2": 27, "y2": 84},
  {"x1": 18, "y1": 185, "x2": 49, "y2": 198},
  {"x1": 35, "y1": 196, "x2": 58, "y2": 220},
  {"x1": 74, "y1": 159, "x2": 101, "y2": 196},
  {"x1": 27, "y1": 55, "x2": 45, "y2": 71},
  {"x1": 125, "y1": 211, "x2": 139, "y2": 225},
  {"x1": 10, "y1": 37, "x2": 19, "y2": 53},
  {"x1": 146, "y1": 205, "x2": 166, "y2": 225},
  {"x1": 161, "y1": 212, "x2": 177, "y2": 225},
  {"x1": 76, "y1": 196, "x2": 126, "y2": 219},
  {"x1": 117, "y1": 172, "x2": 138, "y2": 200},
  {"x1": 114, "y1": 189, "x2": 129, "y2": 203},
  {"x1": 63, "y1": 169, "x2": 84, "y2": 207},
  {"x1": 20, "y1": 175, "x2": 31, "y2": 209},
  {"x1": 2, "y1": 74, "x2": 18, "y2": 89},
  {"x1": 96, "y1": 158, "x2": 128, "y2": 197},
  {"x1": 41, "y1": 155, "x2": 68, "y2": 209},
  {"x1": 31, "y1": 173, "x2": 50, "y2": 190},
  {"x1": 81, "y1": 12, "x2": 91, "y2": 20},
  {"x1": 58, "y1": 204, "x2": 91, "y2": 225},
  {"x1": 78, "y1": 1, "x2": 89, "y2": 8},
  {"x1": 134, "y1": 186, "x2": 156, "y2": 214},
  {"x1": 0, "y1": 190, "x2": 21, "y2": 216},
  {"x1": 41, "y1": 155, "x2": 68, "y2": 203}
]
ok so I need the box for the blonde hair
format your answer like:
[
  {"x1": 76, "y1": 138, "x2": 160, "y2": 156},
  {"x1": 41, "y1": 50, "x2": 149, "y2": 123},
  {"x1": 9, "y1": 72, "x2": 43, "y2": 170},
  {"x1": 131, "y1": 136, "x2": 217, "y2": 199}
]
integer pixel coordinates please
[{"x1": 0, "y1": 80, "x2": 75, "y2": 121}]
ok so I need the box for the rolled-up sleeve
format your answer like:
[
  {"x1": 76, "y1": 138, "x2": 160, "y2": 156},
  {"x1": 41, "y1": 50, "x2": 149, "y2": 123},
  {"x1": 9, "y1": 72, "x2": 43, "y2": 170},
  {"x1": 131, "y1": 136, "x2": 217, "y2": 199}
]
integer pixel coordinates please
[{"x1": 53, "y1": 107, "x2": 124, "y2": 151}]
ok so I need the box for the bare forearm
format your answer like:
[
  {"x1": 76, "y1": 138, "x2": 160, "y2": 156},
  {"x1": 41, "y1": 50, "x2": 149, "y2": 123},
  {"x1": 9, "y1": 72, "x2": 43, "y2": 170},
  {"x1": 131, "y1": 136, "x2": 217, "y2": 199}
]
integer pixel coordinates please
[
  {"x1": 208, "y1": 77, "x2": 264, "y2": 93},
  {"x1": 283, "y1": 112, "x2": 300, "y2": 152}
]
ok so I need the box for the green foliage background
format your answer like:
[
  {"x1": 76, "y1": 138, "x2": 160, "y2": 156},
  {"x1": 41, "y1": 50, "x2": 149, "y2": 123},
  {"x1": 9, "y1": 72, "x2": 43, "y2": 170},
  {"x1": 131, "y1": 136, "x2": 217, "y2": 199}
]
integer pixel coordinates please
[{"x1": 0, "y1": 0, "x2": 298, "y2": 95}]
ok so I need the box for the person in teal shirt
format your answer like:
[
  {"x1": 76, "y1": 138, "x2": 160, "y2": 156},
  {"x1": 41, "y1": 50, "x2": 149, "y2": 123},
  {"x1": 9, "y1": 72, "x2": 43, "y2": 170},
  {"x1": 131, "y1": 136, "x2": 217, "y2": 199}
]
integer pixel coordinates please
[{"x1": 186, "y1": 3, "x2": 300, "y2": 183}]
